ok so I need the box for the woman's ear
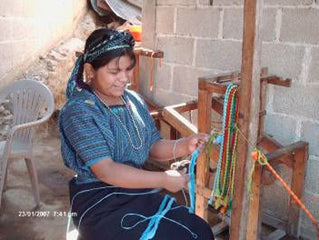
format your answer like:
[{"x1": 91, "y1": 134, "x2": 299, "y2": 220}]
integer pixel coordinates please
[{"x1": 83, "y1": 63, "x2": 95, "y2": 84}]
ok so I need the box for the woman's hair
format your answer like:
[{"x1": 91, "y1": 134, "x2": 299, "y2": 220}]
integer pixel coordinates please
[{"x1": 76, "y1": 28, "x2": 136, "y2": 90}]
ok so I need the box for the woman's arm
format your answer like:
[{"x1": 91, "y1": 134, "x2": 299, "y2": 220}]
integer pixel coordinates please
[
  {"x1": 90, "y1": 158, "x2": 189, "y2": 192},
  {"x1": 149, "y1": 133, "x2": 209, "y2": 162}
]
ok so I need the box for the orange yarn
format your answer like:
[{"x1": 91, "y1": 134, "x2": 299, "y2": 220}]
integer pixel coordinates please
[{"x1": 252, "y1": 150, "x2": 319, "y2": 236}]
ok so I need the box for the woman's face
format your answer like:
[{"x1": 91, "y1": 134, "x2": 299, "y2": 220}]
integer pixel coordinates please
[{"x1": 90, "y1": 55, "x2": 134, "y2": 98}]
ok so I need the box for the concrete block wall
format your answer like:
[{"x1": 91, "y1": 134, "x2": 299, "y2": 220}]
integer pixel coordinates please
[
  {"x1": 141, "y1": 0, "x2": 319, "y2": 238},
  {"x1": 0, "y1": 0, "x2": 87, "y2": 89}
]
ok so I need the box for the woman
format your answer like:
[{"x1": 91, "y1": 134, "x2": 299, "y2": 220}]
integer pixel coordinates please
[{"x1": 59, "y1": 28, "x2": 214, "y2": 240}]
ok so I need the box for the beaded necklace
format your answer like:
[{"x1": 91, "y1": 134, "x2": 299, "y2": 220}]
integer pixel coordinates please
[{"x1": 93, "y1": 91, "x2": 143, "y2": 150}]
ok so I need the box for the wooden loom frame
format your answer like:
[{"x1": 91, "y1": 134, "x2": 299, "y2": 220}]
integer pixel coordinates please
[{"x1": 151, "y1": 70, "x2": 308, "y2": 239}]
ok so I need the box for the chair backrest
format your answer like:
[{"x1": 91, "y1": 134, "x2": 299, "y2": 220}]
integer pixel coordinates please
[{"x1": 0, "y1": 79, "x2": 54, "y2": 144}]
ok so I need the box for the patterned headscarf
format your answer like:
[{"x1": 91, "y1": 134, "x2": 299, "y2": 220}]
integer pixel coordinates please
[{"x1": 66, "y1": 29, "x2": 135, "y2": 99}]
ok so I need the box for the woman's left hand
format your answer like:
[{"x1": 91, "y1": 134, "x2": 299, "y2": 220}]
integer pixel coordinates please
[{"x1": 183, "y1": 133, "x2": 209, "y2": 154}]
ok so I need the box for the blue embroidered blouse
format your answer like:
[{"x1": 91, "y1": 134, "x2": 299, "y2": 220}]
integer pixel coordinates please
[{"x1": 58, "y1": 89, "x2": 161, "y2": 184}]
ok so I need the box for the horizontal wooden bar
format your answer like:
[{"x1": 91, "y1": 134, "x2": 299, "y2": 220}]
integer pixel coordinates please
[
  {"x1": 134, "y1": 47, "x2": 164, "y2": 58},
  {"x1": 262, "y1": 209, "x2": 287, "y2": 231},
  {"x1": 261, "y1": 229, "x2": 286, "y2": 240},
  {"x1": 198, "y1": 78, "x2": 228, "y2": 94},
  {"x1": 169, "y1": 100, "x2": 198, "y2": 113},
  {"x1": 162, "y1": 107, "x2": 197, "y2": 137},
  {"x1": 261, "y1": 76, "x2": 291, "y2": 87},
  {"x1": 265, "y1": 141, "x2": 308, "y2": 168}
]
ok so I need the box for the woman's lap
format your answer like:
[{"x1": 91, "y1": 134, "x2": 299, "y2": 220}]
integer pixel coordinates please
[{"x1": 70, "y1": 180, "x2": 213, "y2": 240}]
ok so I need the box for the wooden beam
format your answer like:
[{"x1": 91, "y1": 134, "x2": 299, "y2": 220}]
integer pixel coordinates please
[
  {"x1": 169, "y1": 100, "x2": 198, "y2": 113},
  {"x1": 230, "y1": 0, "x2": 264, "y2": 239},
  {"x1": 162, "y1": 107, "x2": 197, "y2": 137},
  {"x1": 196, "y1": 89, "x2": 212, "y2": 220},
  {"x1": 287, "y1": 143, "x2": 308, "y2": 237}
]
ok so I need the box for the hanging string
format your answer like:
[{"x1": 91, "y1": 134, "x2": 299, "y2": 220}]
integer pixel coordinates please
[
  {"x1": 209, "y1": 83, "x2": 239, "y2": 213},
  {"x1": 251, "y1": 149, "x2": 319, "y2": 237},
  {"x1": 149, "y1": 52, "x2": 155, "y2": 91},
  {"x1": 188, "y1": 149, "x2": 200, "y2": 214}
]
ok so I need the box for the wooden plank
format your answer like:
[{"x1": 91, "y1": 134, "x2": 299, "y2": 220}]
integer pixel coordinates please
[
  {"x1": 162, "y1": 107, "x2": 197, "y2": 137},
  {"x1": 258, "y1": 78, "x2": 267, "y2": 141},
  {"x1": 169, "y1": 101, "x2": 198, "y2": 113},
  {"x1": 265, "y1": 141, "x2": 308, "y2": 168},
  {"x1": 212, "y1": 97, "x2": 223, "y2": 115},
  {"x1": 196, "y1": 89, "x2": 212, "y2": 220},
  {"x1": 212, "y1": 221, "x2": 229, "y2": 236},
  {"x1": 287, "y1": 143, "x2": 308, "y2": 237},
  {"x1": 262, "y1": 76, "x2": 291, "y2": 87},
  {"x1": 198, "y1": 78, "x2": 228, "y2": 94},
  {"x1": 230, "y1": 0, "x2": 264, "y2": 239},
  {"x1": 261, "y1": 229, "x2": 287, "y2": 240},
  {"x1": 262, "y1": 209, "x2": 287, "y2": 231},
  {"x1": 134, "y1": 48, "x2": 164, "y2": 58}
]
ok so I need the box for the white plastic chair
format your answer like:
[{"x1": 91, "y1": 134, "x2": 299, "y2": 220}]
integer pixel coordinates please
[{"x1": 0, "y1": 79, "x2": 54, "y2": 207}]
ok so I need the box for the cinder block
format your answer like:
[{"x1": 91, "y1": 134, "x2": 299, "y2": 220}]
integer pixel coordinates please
[
  {"x1": 273, "y1": 85, "x2": 319, "y2": 121},
  {"x1": 155, "y1": 63, "x2": 172, "y2": 90},
  {"x1": 0, "y1": 18, "x2": 40, "y2": 42},
  {"x1": 213, "y1": 0, "x2": 243, "y2": 5},
  {"x1": 281, "y1": 9, "x2": 319, "y2": 44},
  {"x1": 262, "y1": 9, "x2": 277, "y2": 42},
  {"x1": 176, "y1": 8, "x2": 220, "y2": 38},
  {"x1": 0, "y1": 0, "x2": 35, "y2": 17},
  {"x1": 301, "y1": 121, "x2": 319, "y2": 156},
  {"x1": 308, "y1": 47, "x2": 319, "y2": 83},
  {"x1": 195, "y1": 40, "x2": 242, "y2": 71},
  {"x1": 265, "y1": 113, "x2": 298, "y2": 146},
  {"x1": 300, "y1": 191, "x2": 319, "y2": 239},
  {"x1": 223, "y1": 8, "x2": 276, "y2": 41},
  {"x1": 157, "y1": 36, "x2": 194, "y2": 65},
  {"x1": 261, "y1": 43, "x2": 304, "y2": 79},
  {"x1": 172, "y1": 66, "x2": 218, "y2": 96},
  {"x1": 264, "y1": 0, "x2": 313, "y2": 6},
  {"x1": 153, "y1": 88, "x2": 193, "y2": 106},
  {"x1": 305, "y1": 157, "x2": 319, "y2": 193},
  {"x1": 142, "y1": 0, "x2": 156, "y2": 49},
  {"x1": 156, "y1": 7, "x2": 174, "y2": 34},
  {"x1": 223, "y1": 8, "x2": 243, "y2": 40},
  {"x1": 157, "y1": 0, "x2": 196, "y2": 6},
  {"x1": 198, "y1": 0, "x2": 211, "y2": 5}
]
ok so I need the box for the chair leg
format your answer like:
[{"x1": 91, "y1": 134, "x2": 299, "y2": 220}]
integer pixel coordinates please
[
  {"x1": 0, "y1": 156, "x2": 9, "y2": 207},
  {"x1": 24, "y1": 157, "x2": 40, "y2": 207}
]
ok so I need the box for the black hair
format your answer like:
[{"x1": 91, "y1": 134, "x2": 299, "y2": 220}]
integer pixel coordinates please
[{"x1": 76, "y1": 28, "x2": 136, "y2": 90}]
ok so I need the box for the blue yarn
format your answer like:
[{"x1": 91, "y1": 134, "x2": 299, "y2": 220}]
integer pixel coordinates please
[
  {"x1": 188, "y1": 149, "x2": 200, "y2": 213},
  {"x1": 209, "y1": 83, "x2": 237, "y2": 205},
  {"x1": 121, "y1": 205, "x2": 198, "y2": 239},
  {"x1": 140, "y1": 195, "x2": 175, "y2": 240},
  {"x1": 67, "y1": 187, "x2": 198, "y2": 240}
]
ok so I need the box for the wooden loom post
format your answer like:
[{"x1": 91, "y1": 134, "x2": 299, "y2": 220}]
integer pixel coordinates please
[
  {"x1": 287, "y1": 143, "x2": 308, "y2": 236},
  {"x1": 230, "y1": 0, "x2": 264, "y2": 240},
  {"x1": 195, "y1": 86, "x2": 212, "y2": 220}
]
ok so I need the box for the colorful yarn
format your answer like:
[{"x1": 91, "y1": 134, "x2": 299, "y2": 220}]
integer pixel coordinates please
[
  {"x1": 188, "y1": 149, "x2": 200, "y2": 213},
  {"x1": 209, "y1": 83, "x2": 239, "y2": 213},
  {"x1": 251, "y1": 149, "x2": 319, "y2": 237}
]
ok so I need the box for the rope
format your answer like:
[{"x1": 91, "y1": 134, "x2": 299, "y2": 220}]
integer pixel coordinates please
[
  {"x1": 209, "y1": 83, "x2": 239, "y2": 213},
  {"x1": 149, "y1": 52, "x2": 155, "y2": 91},
  {"x1": 67, "y1": 187, "x2": 198, "y2": 240},
  {"x1": 188, "y1": 149, "x2": 200, "y2": 213},
  {"x1": 251, "y1": 149, "x2": 319, "y2": 237}
]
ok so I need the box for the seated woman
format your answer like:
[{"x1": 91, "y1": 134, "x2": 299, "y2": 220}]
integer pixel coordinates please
[{"x1": 59, "y1": 28, "x2": 214, "y2": 240}]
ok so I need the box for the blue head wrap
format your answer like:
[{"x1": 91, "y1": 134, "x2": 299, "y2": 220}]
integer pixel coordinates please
[{"x1": 66, "y1": 29, "x2": 135, "y2": 99}]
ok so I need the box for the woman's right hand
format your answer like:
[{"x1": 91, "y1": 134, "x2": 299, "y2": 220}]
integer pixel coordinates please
[{"x1": 162, "y1": 170, "x2": 190, "y2": 193}]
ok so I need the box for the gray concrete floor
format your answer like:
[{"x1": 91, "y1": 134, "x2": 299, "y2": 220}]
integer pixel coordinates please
[{"x1": 0, "y1": 132, "x2": 74, "y2": 240}]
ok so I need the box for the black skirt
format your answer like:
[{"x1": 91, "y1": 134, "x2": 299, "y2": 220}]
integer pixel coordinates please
[{"x1": 69, "y1": 178, "x2": 214, "y2": 240}]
